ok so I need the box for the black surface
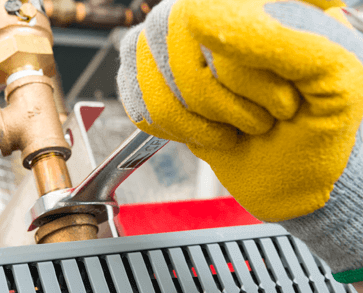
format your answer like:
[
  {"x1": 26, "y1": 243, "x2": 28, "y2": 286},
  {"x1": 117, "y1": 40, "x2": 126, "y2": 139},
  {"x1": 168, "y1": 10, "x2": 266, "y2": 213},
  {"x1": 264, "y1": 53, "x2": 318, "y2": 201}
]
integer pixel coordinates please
[{"x1": 53, "y1": 46, "x2": 99, "y2": 96}]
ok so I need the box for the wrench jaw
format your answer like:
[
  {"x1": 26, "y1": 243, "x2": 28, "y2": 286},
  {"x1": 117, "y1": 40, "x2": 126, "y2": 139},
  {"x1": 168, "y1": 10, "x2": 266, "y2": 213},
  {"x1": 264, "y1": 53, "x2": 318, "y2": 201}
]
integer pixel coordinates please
[
  {"x1": 26, "y1": 129, "x2": 169, "y2": 237},
  {"x1": 26, "y1": 187, "x2": 119, "y2": 232}
]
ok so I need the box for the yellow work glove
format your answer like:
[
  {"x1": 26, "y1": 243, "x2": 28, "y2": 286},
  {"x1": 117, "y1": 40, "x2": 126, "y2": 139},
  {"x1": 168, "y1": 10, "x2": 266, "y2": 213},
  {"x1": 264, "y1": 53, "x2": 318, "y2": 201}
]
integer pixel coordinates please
[
  {"x1": 118, "y1": 0, "x2": 362, "y2": 221},
  {"x1": 118, "y1": 0, "x2": 363, "y2": 284}
]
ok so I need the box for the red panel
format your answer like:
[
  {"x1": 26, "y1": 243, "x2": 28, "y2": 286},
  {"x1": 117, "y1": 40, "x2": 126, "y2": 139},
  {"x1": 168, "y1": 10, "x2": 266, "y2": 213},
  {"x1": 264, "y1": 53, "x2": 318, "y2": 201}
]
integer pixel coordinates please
[
  {"x1": 79, "y1": 106, "x2": 104, "y2": 132},
  {"x1": 116, "y1": 196, "x2": 263, "y2": 237}
]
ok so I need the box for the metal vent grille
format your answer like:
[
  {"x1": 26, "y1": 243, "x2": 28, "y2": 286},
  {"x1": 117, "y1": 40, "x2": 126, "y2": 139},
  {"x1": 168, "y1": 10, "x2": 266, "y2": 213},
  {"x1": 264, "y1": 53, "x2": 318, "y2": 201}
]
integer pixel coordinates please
[{"x1": 0, "y1": 225, "x2": 357, "y2": 293}]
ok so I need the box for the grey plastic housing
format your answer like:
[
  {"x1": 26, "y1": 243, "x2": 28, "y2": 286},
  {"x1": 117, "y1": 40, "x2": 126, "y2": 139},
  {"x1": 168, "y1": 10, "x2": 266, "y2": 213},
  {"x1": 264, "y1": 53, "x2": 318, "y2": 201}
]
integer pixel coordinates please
[{"x1": 0, "y1": 224, "x2": 357, "y2": 292}]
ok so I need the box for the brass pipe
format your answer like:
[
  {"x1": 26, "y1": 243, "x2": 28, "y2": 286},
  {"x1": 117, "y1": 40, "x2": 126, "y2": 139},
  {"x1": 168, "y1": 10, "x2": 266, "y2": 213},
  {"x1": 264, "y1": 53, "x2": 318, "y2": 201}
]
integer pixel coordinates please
[
  {"x1": 2, "y1": 76, "x2": 71, "y2": 167},
  {"x1": 31, "y1": 152, "x2": 72, "y2": 196}
]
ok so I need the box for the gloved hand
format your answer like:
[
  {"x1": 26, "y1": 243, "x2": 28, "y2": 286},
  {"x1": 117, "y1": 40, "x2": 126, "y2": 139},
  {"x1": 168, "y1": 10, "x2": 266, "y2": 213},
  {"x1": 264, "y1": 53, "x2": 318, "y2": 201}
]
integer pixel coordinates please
[{"x1": 118, "y1": 0, "x2": 363, "y2": 284}]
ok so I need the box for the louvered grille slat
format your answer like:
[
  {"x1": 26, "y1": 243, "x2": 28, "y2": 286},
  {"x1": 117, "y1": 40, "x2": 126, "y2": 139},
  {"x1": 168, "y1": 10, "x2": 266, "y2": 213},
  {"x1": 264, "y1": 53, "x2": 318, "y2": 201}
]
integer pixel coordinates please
[
  {"x1": 127, "y1": 252, "x2": 156, "y2": 293},
  {"x1": 84, "y1": 257, "x2": 110, "y2": 293},
  {"x1": 148, "y1": 250, "x2": 177, "y2": 293},
  {"x1": 60, "y1": 259, "x2": 87, "y2": 293},
  {"x1": 224, "y1": 241, "x2": 259, "y2": 293},
  {"x1": 37, "y1": 262, "x2": 62, "y2": 293},
  {"x1": 0, "y1": 267, "x2": 9, "y2": 293},
  {"x1": 0, "y1": 224, "x2": 355, "y2": 293},
  {"x1": 167, "y1": 247, "x2": 199, "y2": 293},
  {"x1": 313, "y1": 256, "x2": 349, "y2": 293},
  {"x1": 275, "y1": 236, "x2": 313, "y2": 293},
  {"x1": 205, "y1": 243, "x2": 240, "y2": 293},
  {"x1": 187, "y1": 245, "x2": 221, "y2": 293},
  {"x1": 12, "y1": 264, "x2": 36, "y2": 293},
  {"x1": 105, "y1": 254, "x2": 134, "y2": 293},
  {"x1": 291, "y1": 237, "x2": 331, "y2": 293},
  {"x1": 258, "y1": 238, "x2": 295, "y2": 293},
  {"x1": 242, "y1": 239, "x2": 278, "y2": 293}
]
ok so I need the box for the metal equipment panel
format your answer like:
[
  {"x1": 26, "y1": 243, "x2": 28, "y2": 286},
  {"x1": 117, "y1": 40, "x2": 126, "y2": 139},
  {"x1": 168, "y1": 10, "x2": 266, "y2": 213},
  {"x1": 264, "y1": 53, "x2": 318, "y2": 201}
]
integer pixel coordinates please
[{"x1": 0, "y1": 224, "x2": 356, "y2": 292}]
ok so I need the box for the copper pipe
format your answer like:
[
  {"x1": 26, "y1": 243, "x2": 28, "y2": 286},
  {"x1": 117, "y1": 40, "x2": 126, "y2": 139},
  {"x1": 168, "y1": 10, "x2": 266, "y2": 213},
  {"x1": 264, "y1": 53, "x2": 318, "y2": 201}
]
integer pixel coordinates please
[
  {"x1": 31, "y1": 152, "x2": 72, "y2": 196},
  {"x1": 88, "y1": 0, "x2": 114, "y2": 9},
  {"x1": 44, "y1": 0, "x2": 162, "y2": 28},
  {"x1": 35, "y1": 214, "x2": 98, "y2": 244}
]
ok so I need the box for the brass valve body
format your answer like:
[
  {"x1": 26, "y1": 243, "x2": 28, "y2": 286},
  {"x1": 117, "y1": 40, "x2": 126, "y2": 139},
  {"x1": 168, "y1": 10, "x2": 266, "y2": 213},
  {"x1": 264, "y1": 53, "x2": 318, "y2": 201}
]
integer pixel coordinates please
[
  {"x1": 1, "y1": 75, "x2": 71, "y2": 166},
  {"x1": 0, "y1": 0, "x2": 97, "y2": 245}
]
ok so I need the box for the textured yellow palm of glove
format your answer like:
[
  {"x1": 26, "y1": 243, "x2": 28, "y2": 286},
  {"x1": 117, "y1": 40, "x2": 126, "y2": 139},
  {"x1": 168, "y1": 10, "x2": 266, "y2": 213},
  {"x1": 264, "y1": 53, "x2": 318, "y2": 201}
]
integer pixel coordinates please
[{"x1": 120, "y1": 0, "x2": 363, "y2": 222}]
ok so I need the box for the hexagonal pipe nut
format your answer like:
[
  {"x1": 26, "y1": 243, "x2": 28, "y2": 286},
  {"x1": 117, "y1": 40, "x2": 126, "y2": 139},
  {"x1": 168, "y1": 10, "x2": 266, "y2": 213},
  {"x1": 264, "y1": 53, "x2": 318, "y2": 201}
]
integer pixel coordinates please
[{"x1": 0, "y1": 34, "x2": 55, "y2": 84}]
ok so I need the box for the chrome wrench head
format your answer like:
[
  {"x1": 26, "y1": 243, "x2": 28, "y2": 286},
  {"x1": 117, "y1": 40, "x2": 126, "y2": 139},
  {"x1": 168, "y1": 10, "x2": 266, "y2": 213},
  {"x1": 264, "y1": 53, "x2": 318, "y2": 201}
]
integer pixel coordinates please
[{"x1": 26, "y1": 129, "x2": 169, "y2": 231}]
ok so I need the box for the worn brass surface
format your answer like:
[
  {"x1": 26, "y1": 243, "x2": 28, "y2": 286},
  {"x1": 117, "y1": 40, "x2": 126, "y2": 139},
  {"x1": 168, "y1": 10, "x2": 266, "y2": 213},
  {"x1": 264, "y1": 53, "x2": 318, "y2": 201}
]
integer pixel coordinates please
[
  {"x1": 0, "y1": 0, "x2": 55, "y2": 83},
  {"x1": 0, "y1": 75, "x2": 71, "y2": 167},
  {"x1": 35, "y1": 214, "x2": 98, "y2": 244},
  {"x1": 31, "y1": 152, "x2": 72, "y2": 196}
]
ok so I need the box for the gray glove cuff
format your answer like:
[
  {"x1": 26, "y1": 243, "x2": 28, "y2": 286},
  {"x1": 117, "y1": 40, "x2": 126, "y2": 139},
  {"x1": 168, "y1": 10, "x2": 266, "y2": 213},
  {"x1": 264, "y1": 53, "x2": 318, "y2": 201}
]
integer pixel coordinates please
[{"x1": 278, "y1": 122, "x2": 363, "y2": 274}]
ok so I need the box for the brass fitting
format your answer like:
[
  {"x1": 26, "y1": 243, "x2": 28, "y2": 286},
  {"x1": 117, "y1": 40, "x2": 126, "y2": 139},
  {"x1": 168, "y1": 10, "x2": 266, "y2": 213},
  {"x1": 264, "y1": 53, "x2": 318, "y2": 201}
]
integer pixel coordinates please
[
  {"x1": 1, "y1": 75, "x2": 71, "y2": 168},
  {"x1": 0, "y1": 0, "x2": 98, "y2": 244},
  {"x1": 35, "y1": 214, "x2": 98, "y2": 244},
  {"x1": 0, "y1": 0, "x2": 71, "y2": 167}
]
